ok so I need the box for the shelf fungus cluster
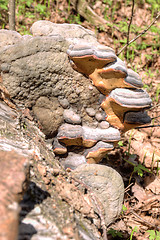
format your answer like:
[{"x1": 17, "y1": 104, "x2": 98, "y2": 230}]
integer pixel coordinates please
[
  {"x1": 0, "y1": 21, "x2": 152, "y2": 227},
  {"x1": 0, "y1": 21, "x2": 152, "y2": 169},
  {"x1": 54, "y1": 123, "x2": 120, "y2": 167},
  {"x1": 53, "y1": 41, "x2": 152, "y2": 168}
]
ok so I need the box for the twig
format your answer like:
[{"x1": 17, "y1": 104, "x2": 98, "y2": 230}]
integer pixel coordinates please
[
  {"x1": 130, "y1": 210, "x2": 160, "y2": 231},
  {"x1": 127, "y1": 0, "x2": 135, "y2": 45},
  {"x1": 124, "y1": 182, "x2": 134, "y2": 193},
  {"x1": 71, "y1": 175, "x2": 108, "y2": 240},
  {"x1": 149, "y1": 103, "x2": 160, "y2": 110},
  {"x1": 136, "y1": 124, "x2": 160, "y2": 129},
  {"x1": 117, "y1": 11, "x2": 160, "y2": 56},
  {"x1": 151, "y1": 115, "x2": 160, "y2": 120}
]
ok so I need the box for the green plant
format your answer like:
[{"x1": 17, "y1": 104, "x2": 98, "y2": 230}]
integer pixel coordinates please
[
  {"x1": 156, "y1": 159, "x2": 160, "y2": 176},
  {"x1": 124, "y1": 156, "x2": 152, "y2": 184},
  {"x1": 147, "y1": 230, "x2": 160, "y2": 240},
  {"x1": 118, "y1": 140, "x2": 124, "y2": 147},
  {"x1": 35, "y1": 3, "x2": 47, "y2": 16},
  {"x1": 107, "y1": 228, "x2": 123, "y2": 238},
  {"x1": 17, "y1": 25, "x2": 30, "y2": 35},
  {"x1": 143, "y1": 84, "x2": 151, "y2": 91},
  {"x1": 69, "y1": 13, "x2": 82, "y2": 25},
  {"x1": 129, "y1": 226, "x2": 138, "y2": 240},
  {"x1": 0, "y1": 0, "x2": 8, "y2": 11},
  {"x1": 155, "y1": 85, "x2": 160, "y2": 102},
  {"x1": 0, "y1": 0, "x2": 8, "y2": 26},
  {"x1": 121, "y1": 204, "x2": 127, "y2": 214},
  {"x1": 126, "y1": 157, "x2": 152, "y2": 175},
  {"x1": 133, "y1": 163, "x2": 152, "y2": 177}
]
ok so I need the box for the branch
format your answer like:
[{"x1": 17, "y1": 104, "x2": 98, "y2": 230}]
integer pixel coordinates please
[
  {"x1": 149, "y1": 102, "x2": 160, "y2": 110},
  {"x1": 127, "y1": 0, "x2": 135, "y2": 45},
  {"x1": 117, "y1": 11, "x2": 160, "y2": 56},
  {"x1": 151, "y1": 115, "x2": 160, "y2": 120},
  {"x1": 130, "y1": 210, "x2": 160, "y2": 231},
  {"x1": 136, "y1": 124, "x2": 160, "y2": 129}
]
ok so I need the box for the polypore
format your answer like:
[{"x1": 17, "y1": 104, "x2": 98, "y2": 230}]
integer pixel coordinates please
[
  {"x1": 84, "y1": 141, "x2": 114, "y2": 164},
  {"x1": 67, "y1": 43, "x2": 116, "y2": 76},
  {"x1": 0, "y1": 22, "x2": 152, "y2": 168},
  {"x1": 57, "y1": 123, "x2": 120, "y2": 148},
  {"x1": 101, "y1": 88, "x2": 152, "y2": 131},
  {"x1": 66, "y1": 39, "x2": 152, "y2": 164},
  {"x1": 1, "y1": 21, "x2": 152, "y2": 230}
]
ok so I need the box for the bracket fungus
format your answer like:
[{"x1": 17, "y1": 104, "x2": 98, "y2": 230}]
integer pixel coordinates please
[
  {"x1": 57, "y1": 123, "x2": 120, "y2": 145},
  {"x1": 85, "y1": 141, "x2": 114, "y2": 164},
  {"x1": 125, "y1": 68, "x2": 144, "y2": 88},
  {"x1": 67, "y1": 43, "x2": 116, "y2": 76},
  {"x1": 90, "y1": 58, "x2": 144, "y2": 95},
  {"x1": 53, "y1": 138, "x2": 67, "y2": 155},
  {"x1": 0, "y1": 21, "x2": 153, "y2": 228},
  {"x1": 101, "y1": 88, "x2": 152, "y2": 131},
  {"x1": 67, "y1": 41, "x2": 152, "y2": 134},
  {"x1": 0, "y1": 21, "x2": 152, "y2": 166}
]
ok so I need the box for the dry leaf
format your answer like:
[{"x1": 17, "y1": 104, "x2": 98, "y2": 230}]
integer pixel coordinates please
[
  {"x1": 132, "y1": 182, "x2": 147, "y2": 202},
  {"x1": 144, "y1": 175, "x2": 160, "y2": 194}
]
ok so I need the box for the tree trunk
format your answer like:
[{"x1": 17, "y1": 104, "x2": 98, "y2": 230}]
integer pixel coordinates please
[{"x1": 9, "y1": 0, "x2": 15, "y2": 30}]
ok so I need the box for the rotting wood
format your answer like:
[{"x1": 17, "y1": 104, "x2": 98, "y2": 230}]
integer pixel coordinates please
[{"x1": 70, "y1": 0, "x2": 109, "y2": 28}]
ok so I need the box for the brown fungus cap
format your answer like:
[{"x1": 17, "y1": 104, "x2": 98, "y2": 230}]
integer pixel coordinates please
[
  {"x1": 90, "y1": 58, "x2": 143, "y2": 94},
  {"x1": 57, "y1": 124, "x2": 83, "y2": 146},
  {"x1": 53, "y1": 138, "x2": 67, "y2": 155},
  {"x1": 82, "y1": 126, "x2": 120, "y2": 147},
  {"x1": 101, "y1": 88, "x2": 152, "y2": 131},
  {"x1": 125, "y1": 68, "x2": 143, "y2": 88},
  {"x1": 67, "y1": 43, "x2": 116, "y2": 76},
  {"x1": 57, "y1": 123, "x2": 120, "y2": 148},
  {"x1": 85, "y1": 141, "x2": 114, "y2": 164}
]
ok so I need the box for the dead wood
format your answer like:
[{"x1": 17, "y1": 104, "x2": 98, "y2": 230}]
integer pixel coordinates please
[{"x1": 70, "y1": 0, "x2": 109, "y2": 28}]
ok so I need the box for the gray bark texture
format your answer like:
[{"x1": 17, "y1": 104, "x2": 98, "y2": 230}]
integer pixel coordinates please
[{"x1": 9, "y1": 0, "x2": 15, "y2": 30}]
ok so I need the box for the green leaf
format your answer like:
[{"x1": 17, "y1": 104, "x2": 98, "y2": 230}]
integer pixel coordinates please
[
  {"x1": 108, "y1": 228, "x2": 123, "y2": 238},
  {"x1": 0, "y1": 5, "x2": 8, "y2": 10},
  {"x1": 118, "y1": 141, "x2": 124, "y2": 147},
  {"x1": 156, "y1": 231, "x2": 160, "y2": 240},
  {"x1": 122, "y1": 205, "x2": 127, "y2": 211},
  {"x1": 137, "y1": 164, "x2": 152, "y2": 173},
  {"x1": 134, "y1": 166, "x2": 143, "y2": 177},
  {"x1": 147, "y1": 230, "x2": 156, "y2": 240},
  {"x1": 121, "y1": 204, "x2": 127, "y2": 214}
]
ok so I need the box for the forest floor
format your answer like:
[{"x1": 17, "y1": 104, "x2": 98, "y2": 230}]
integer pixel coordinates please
[{"x1": 1, "y1": 0, "x2": 160, "y2": 239}]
